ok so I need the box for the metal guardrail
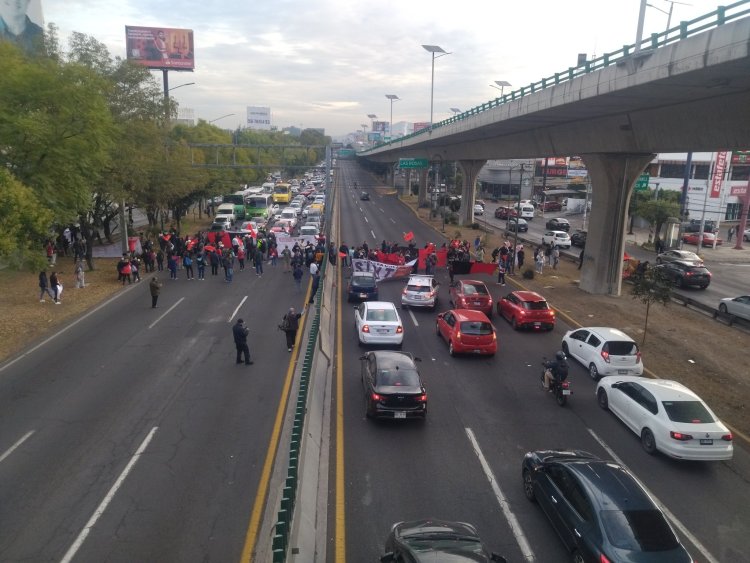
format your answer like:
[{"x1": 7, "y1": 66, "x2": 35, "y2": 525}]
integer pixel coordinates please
[{"x1": 364, "y1": 0, "x2": 750, "y2": 152}]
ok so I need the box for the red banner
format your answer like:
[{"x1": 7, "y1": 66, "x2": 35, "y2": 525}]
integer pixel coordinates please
[
  {"x1": 417, "y1": 248, "x2": 448, "y2": 270},
  {"x1": 710, "y1": 151, "x2": 728, "y2": 198}
]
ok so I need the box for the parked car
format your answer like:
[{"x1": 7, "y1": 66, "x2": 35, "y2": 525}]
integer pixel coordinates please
[
  {"x1": 381, "y1": 519, "x2": 506, "y2": 563},
  {"x1": 545, "y1": 217, "x2": 571, "y2": 231},
  {"x1": 360, "y1": 351, "x2": 426, "y2": 419},
  {"x1": 401, "y1": 275, "x2": 439, "y2": 310},
  {"x1": 522, "y1": 450, "x2": 693, "y2": 562},
  {"x1": 540, "y1": 200, "x2": 562, "y2": 212},
  {"x1": 562, "y1": 326, "x2": 643, "y2": 379},
  {"x1": 347, "y1": 271, "x2": 379, "y2": 302},
  {"x1": 473, "y1": 203, "x2": 484, "y2": 215},
  {"x1": 448, "y1": 280, "x2": 493, "y2": 317},
  {"x1": 655, "y1": 260, "x2": 712, "y2": 289},
  {"x1": 436, "y1": 309, "x2": 497, "y2": 356},
  {"x1": 596, "y1": 377, "x2": 733, "y2": 460},
  {"x1": 682, "y1": 232, "x2": 723, "y2": 246},
  {"x1": 541, "y1": 231, "x2": 571, "y2": 249},
  {"x1": 570, "y1": 229, "x2": 587, "y2": 247},
  {"x1": 354, "y1": 301, "x2": 404, "y2": 347},
  {"x1": 719, "y1": 295, "x2": 750, "y2": 321},
  {"x1": 360, "y1": 191, "x2": 370, "y2": 200},
  {"x1": 497, "y1": 291, "x2": 555, "y2": 331},
  {"x1": 744, "y1": 228, "x2": 750, "y2": 241},
  {"x1": 505, "y1": 218, "x2": 528, "y2": 232},
  {"x1": 655, "y1": 249, "x2": 703, "y2": 266}
]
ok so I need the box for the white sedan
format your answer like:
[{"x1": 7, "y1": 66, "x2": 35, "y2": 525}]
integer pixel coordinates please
[
  {"x1": 473, "y1": 204, "x2": 484, "y2": 216},
  {"x1": 719, "y1": 295, "x2": 750, "y2": 321},
  {"x1": 541, "y1": 230, "x2": 571, "y2": 249},
  {"x1": 596, "y1": 376, "x2": 733, "y2": 461},
  {"x1": 355, "y1": 301, "x2": 404, "y2": 347}
]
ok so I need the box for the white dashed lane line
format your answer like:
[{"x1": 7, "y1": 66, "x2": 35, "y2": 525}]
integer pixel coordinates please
[
  {"x1": 408, "y1": 309, "x2": 419, "y2": 327},
  {"x1": 370, "y1": 230, "x2": 376, "y2": 240},
  {"x1": 0, "y1": 430, "x2": 35, "y2": 464}
]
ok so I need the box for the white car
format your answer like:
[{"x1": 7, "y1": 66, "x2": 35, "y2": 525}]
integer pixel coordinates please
[
  {"x1": 299, "y1": 225, "x2": 319, "y2": 237},
  {"x1": 719, "y1": 295, "x2": 750, "y2": 321},
  {"x1": 596, "y1": 376, "x2": 733, "y2": 460},
  {"x1": 562, "y1": 326, "x2": 643, "y2": 379},
  {"x1": 541, "y1": 230, "x2": 571, "y2": 249},
  {"x1": 473, "y1": 204, "x2": 484, "y2": 216},
  {"x1": 744, "y1": 228, "x2": 750, "y2": 242},
  {"x1": 279, "y1": 207, "x2": 298, "y2": 228},
  {"x1": 355, "y1": 301, "x2": 404, "y2": 347},
  {"x1": 401, "y1": 275, "x2": 439, "y2": 310},
  {"x1": 212, "y1": 215, "x2": 233, "y2": 229}
]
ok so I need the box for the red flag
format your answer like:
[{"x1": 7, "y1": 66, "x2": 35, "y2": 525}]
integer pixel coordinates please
[
  {"x1": 246, "y1": 224, "x2": 256, "y2": 238},
  {"x1": 403, "y1": 231, "x2": 414, "y2": 242},
  {"x1": 339, "y1": 251, "x2": 347, "y2": 258}
]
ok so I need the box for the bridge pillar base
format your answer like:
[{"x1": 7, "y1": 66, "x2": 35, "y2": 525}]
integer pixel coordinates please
[
  {"x1": 580, "y1": 153, "x2": 654, "y2": 295},
  {"x1": 458, "y1": 160, "x2": 486, "y2": 226},
  {"x1": 417, "y1": 170, "x2": 429, "y2": 208}
]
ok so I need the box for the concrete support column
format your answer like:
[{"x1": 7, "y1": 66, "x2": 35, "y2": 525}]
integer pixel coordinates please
[
  {"x1": 417, "y1": 170, "x2": 429, "y2": 208},
  {"x1": 404, "y1": 170, "x2": 412, "y2": 198},
  {"x1": 391, "y1": 163, "x2": 397, "y2": 188},
  {"x1": 580, "y1": 153, "x2": 654, "y2": 295},
  {"x1": 457, "y1": 160, "x2": 486, "y2": 225}
]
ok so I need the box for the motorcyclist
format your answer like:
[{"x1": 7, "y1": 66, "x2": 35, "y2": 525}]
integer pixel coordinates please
[{"x1": 543, "y1": 351, "x2": 569, "y2": 390}]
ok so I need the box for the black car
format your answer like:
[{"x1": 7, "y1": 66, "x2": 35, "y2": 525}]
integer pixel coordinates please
[
  {"x1": 361, "y1": 351, "x2": 426, "y2": 419},
  {"x1": 545, "y1": 217, "x2": 571, "y2": 231},
  {"x1": 656, "y1": 260, "x2": 712, "y2": 289},
  {"x1": 360, "y1": 191, "x2": 370, "y2": 200},
  {"x1": 381, "y1": 519, "x2": 506, "y2": 563},
  {"x1": 522, "y1": 450, "x2": 692, "y2": 563},
  {"x1": 570, "y1": 230, "x2": 587, "y2": 247},
  {"x1": 347, "y1": 271, "x2": 379, "y2": 302},
  {"x1": 506, "y1": 218, "x2": 528, "y2": 232}
]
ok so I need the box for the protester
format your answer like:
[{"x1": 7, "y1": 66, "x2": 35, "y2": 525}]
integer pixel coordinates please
[
  {"x1": 280, "y1": 307, "x2": 303, "y2": 352},
  {"x1": 49, "y1": 271, "x2": 61, "y2": 304},
  {"x1": 232, "y1": 319, "x2": 253, "y2": 365},
  {"x1": 38, "y1": 270, "x2": 54, "y2": 302},
  {"x1": 149, "y1": 276, "x2": 162, "y2": 308},
  {"x1": 75, "y1": 259, "x2": 85, "y2": 288}
]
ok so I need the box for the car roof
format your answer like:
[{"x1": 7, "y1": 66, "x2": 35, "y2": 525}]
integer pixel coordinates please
[
  {"x1": 550, "y1": 217, "x2": 569, "y2": 221},
  {"x1": 459, "y1": 279, "x2": 487, "y2": 286},
  {"x1": 548, "y1": 230, "x2": 569, "y2": 236},
  {"x1": 450, "y1": 309, "x2": 492, "y2": 322},
  {"x1": 368, "y1": 350, "x2": 416, "y2": 369},
  {"x1": 566, "y1": 460, "x2": 656, "y2": 511},
  {"x1": 607, "y1": 376, "x2": 700, "y2": 401},
  {"x1": 575, "y1": 326, "x2": 635, "y2": 341},
  {"x1": 363, "y1": 301, "x2": 397, "y2": 310},
  {"x1": 513, "y1": 290, "x2": 547, "y2": 302}
]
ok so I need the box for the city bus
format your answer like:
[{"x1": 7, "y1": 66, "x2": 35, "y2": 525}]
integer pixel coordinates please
[
  {"x1": 245, "y1": 193, "x2": 273, "y2": 222},
  {"x1": 273, "y1": 183, "x2": 292, "y2": 205},
  {"x1": 222, "y1": 193, "x2": 246, "y2": 220}
]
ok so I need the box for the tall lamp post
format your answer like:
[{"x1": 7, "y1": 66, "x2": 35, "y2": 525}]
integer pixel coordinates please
[
  {"x1": 449, "y1": 107, "x2": 461, "y2": 115},
  {"x1": 209, "y1": 113, "x2": 235, "y2": 125},
  {"x1": 489, "y1": 80, "x2": 511, "y2": 97},
  {"x1": 421, "y1": 44, "x2": 451, "y2": 128},
  {"x1": 367, "y1": 114, "x2": 377, "y2": 142},
  {"x1": 385, "y1": 94, "x2": 400, "y2": 140}
]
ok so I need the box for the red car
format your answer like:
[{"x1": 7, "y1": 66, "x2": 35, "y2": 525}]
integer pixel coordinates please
[
  {"x1": 681, "y1": 232, "x2": 723, "y2": 247},
  {"x1": 448, "y1": 280, "x2": 493, "y2": 317},
  {"x1": 541, "y1": 200, "x2": 562, "y2": 212},
  {"x1": 436, "y1": 309, "x2": 497, "y2": 356},
  {"x1": 497, "y1": 290, "x2": 556, "y2": 331}
]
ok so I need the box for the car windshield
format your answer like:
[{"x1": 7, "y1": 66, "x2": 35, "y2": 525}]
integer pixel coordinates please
[
  {"x1": 605, "y1": 341, "x2": 638, "y2": 355},
  {"x1": 662, "y1": 400, "x2": 715, "y2": 423},
  {"x1": 460, "y1": 321, "x2": 493, "y2": 335},
  {"x1": 377, "y1": 369, "x2": 420, "y2": 386},
  {"x1": 353, "y1": 276, "x2": 376, "y2": 287},
  {"x1": 463, "y1": 284, "x2": 488, "y2": 296},
  {"x1": 600, "y1": 510, "x2": 679, "y2": 551},
  {"x1": 407, "y1": 285, "x2": 431, "y2": 293},
  {"x1": 366, "y1": 308, "x2": 398, "y2": 322},
  {"x1": 247, "y1": 197, "x2": 268, "y2": 208},
  {"x1": 523, "y1": 300, "x2": 549, "y2": 310}
]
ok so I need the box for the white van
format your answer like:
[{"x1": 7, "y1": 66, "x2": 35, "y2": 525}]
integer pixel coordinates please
[
  {"x1": 216, "y1": 203, "x2": 236, "y2": 222},
  {"x1": 516, "y1": 204, "x2": 535, "y2": 220}
]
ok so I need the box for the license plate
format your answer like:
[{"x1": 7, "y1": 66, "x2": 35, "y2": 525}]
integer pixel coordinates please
[
  {"x1": 377, "y1": 329, "x2": 388, "y2": 334},
  {"x1": 473, "y1": 301, "x2": 481, "y2": 306},
  {"x1": 394, "y1": 411, "x2": 406, "y2": 419},
  {"x1": 413, "y1": 295, "x2": 422, "y2": 300},
  {"x1": 533, "y1": 322, "x2": 541, "y2": 327},
  {"x1": 360, "y1": 293, "x2": 368, "y2": 298},
  {"x1": 473, "y1": 350, "x2": 481, "y2": 354},
  {"x1": 562, "y1": 389, "x2": 571, "y2": 395},
  {"x1": 618, "y1": 369, "x2": 629, "y2": 374},
  {"x1": 700, "y1": 439, "x2": 713, "y2": 445}
]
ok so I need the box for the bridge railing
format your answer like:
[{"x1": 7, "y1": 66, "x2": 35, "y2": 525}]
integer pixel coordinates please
[{"x1": 365, "y1": 0, "x2": 750, "y2": 151}]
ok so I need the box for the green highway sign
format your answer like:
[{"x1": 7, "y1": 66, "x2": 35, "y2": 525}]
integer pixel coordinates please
[
  {"x1": 634, "y1": 173, "x2": 650, "y2": 191},
  {"x1": 399, "y1": 157, "x2": 429, "y2": 169}
]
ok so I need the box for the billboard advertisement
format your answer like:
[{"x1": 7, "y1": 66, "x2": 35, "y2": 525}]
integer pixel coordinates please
[
  {"x1": 413, "y1": 122, "x2": 430, "y2": 133},
  {"x1": 710, "y1": 151, "x2": 728, "y2": 198},
  {"x1": 0, "y1": 0, "x2": 44, "y2": 51},
  {"x1": 125, "y1": 26, "x2": 195, "y2": 70},
  {"x1": 246, "y1": 106, "x2": 271, "y2": 130},
  {"x1": 372, "y1": 121, "x2": 388, "y2": 133}
]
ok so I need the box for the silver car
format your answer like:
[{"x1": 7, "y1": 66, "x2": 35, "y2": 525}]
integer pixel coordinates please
[
  {"x1": 719, "y1": 295, "x2": 750, "y2": 321},
  {"x1": 655, "y1": 249, "x2": 703, "y2": 266},
  {"x1": 401, "y1": 275, "x2": 439, "y2": 310}
]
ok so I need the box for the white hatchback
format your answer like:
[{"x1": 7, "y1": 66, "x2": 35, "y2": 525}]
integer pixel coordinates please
[
  {"x1": 541, "y1": 230, "x2": 571, "y2": 249},
  {"x1": 355, "y1": 301, "x2": 404, "y2": 347},
  {"x1": 562, "y1": 326, "x2": 643, "y2": 379},
  {"x1": 596, "y1": 376, "x2": 733, "y2": 460}
]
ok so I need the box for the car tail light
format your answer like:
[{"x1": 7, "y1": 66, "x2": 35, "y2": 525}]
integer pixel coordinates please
[
  {"x1": 561, "y1": 381, "x2": 570, "y2": 389},
  {"x1": 396, "y1": 325, "x2": 403, "y2": 334},
  {"x1": 371, "y1": 392, "x2": 382, "y2": 402},
  {"x1": 416, "y1": 393, "x2": 427, "y2": 402},
  {"x1": 601, "y1": 350, "x2": 610, "y2": 363},
  {"x1": 362, "y1": 325, "x2": 370, "y2": 333},
  {"x1": 670, "y1": 431, "x2": 694, "y2": 441},
  {"x1": 722, "y1": 433, "x2": 733, "y2": 441},
  {"x1": 455, "y1": 330, "x2": 462, "y2": 341},
  {"x1": 636, "y1": 351, "x2": 642, "y2": 364},
  {"x1": 599, "y1": 554, "x2": 612, "y2": 563}
]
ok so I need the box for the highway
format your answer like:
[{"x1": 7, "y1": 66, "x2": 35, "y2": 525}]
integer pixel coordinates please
[{"x1": 1, "y1": 159, "x2": 749, "y2": 563}]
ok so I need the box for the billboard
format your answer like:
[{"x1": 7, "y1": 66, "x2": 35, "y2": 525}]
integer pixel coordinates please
[
  {"x1": 413, "y1": 122, "x2": 430, "y2": 133},
  {"x1": 710, "y1": 151, "x2": 728, "y2": 198},
  {"x1": 372, "y1": 121, "x2": 388, "y2": 133},
  {"x1": 0, "y1": 0, "x2": 44, "y2": 51},
  {"x1": 125, "y1": 26, "x2": 195, "y2": 70},
  {"x1": 247, "y1": 106, "x2": 271, "y2": 130}
]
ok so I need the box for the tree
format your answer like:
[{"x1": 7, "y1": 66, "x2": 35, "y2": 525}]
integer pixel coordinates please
[
  {"x1": 630, "y1": 265, "x2": 673, "y2": 345},
  {"x1": 636, "y1": 199, "x2": 681, "y2": 241}
]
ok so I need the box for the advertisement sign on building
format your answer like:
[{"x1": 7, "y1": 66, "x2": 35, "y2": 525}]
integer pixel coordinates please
[
  {"x1": 372, "y1": 121, "x2": 388, "y2": 133},
  {"x1": 367, "y1": 132, "x2": 382, "y2": 142},
  {"x1": 413, "y1": 122, "x2": 430, "y2": 133},
  {"x1": 710, "y1": 151, "x2": 728, "y2": 198},
  {"x1": 246, "y1": 106, "x2": 271, "y2": 130},
  {"x1": 125, "y1": 26, "x2": 195, "y2": 70},
  {"x1": 567, "y1": 156, "x2": 588, "y2": 178},
  {"x1": 0, "y1": 0, "x2": 44, "y2": 51},
  {"x1": 731, "y1": 150, "x2": 750, "y2": 165}
]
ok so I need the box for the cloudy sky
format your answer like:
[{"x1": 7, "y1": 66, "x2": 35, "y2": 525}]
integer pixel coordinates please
[{"x1": 40, "y1": 0, "x2": 728, "y2": 137}]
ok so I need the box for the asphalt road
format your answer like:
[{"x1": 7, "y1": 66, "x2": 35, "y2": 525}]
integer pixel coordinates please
[{"x1": 338, "y1": 161, "x2": 750, "y2": 563}]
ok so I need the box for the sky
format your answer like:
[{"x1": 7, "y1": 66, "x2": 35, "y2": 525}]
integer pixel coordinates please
[{"x1": 39, "y1": 0, "x2": 732, "y2": 138}]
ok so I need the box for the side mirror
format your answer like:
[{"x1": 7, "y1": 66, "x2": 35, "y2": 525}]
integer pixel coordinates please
[
  {"x1": 413, "y1": 357, "x2": 422, "y2": 362},
  {"x1": 491, "y1": 555, "x2": 507, "y2": 563},
  {"x1": 359, "y1": 355, "x2": 367, "y2": 361},
  {"x1": 380, "y1": 554, "x2": 395, "y2": 563}
]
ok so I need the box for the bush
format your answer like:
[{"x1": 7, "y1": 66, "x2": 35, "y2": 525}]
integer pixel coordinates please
[{"x1": 522, "y1": 268, "x2": 535, "y2": 280}]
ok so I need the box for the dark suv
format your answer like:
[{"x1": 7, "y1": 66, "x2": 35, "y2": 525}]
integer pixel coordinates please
[
  {"x1": 347, "y1": 271, "x2": 379, "y2": 301},
  {"x1": 657, "y1": 260, "x2": 712, "y2": 289}
]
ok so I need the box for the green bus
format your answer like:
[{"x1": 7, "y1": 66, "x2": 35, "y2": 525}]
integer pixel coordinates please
[
  {"x1": 245, "y1": 194, "x2": 273, "y2": 222},
  {"x1": 222, "y1": 193, "x2": 246, "y2": 220}
]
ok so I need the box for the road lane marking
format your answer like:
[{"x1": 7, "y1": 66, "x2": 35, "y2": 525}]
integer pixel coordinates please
[
  {"x1": 370, "y1": 230, "x2": 376, "y2": 240},
  {"x1": 390, "y1": 218, "x2": 396, "y2": 224},
  {"x1": 335, "y1": 218, "x2": 346, "y2": 562},
  {"x1": 60, "y1": 426, "x2": 158, "y2": 563},
  {"x1": 587, "y1": 428, "x2": 719, "y2": 563},
  {"x1": 408, "y1": 310, "x2": 419, "y2": 327},
  {"x1": 147, "y1": 297, "x2": 185, "y2": 330},
  {"x1": 378, "y1": 207, "x2": 385, "y2": 213},
  {"x1": 465, "y1": 428, "x2": 536, "y2": 561},
  {"x1": 364, "y1": 216, "x2": 369, "y2": 223},
  {"x1": 0, "y1": 430, "x2": 35, "y2": 464},
  {"x1": 229, "y1": 296, "x2": 249, "y2": 323}
]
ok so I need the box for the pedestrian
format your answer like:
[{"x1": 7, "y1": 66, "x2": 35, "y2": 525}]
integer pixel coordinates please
[
  {"x1": 544, "y1": 244, "x2": 552, "y2": 266},
  {"x1": 310, "y1": 261, "x2": 319, "y2": 277},
  {"x1": 280, "y1": 307, "x2": 303, "y2": 352},
  {"x1": 552, "y1": 245, "x2": 560, "y2": 270},
  {"x1": 269, "y1": 245, "x2": 278, "y2": 266},
  {"x1": 224, "y1": 252, "x2": 235, "y2": 282},
  {"x1": 49, "y1": 271, "x2": 61, "y2": 304},
  {"x1": 183, "y1": 252, "x2": 194, "y2": 280},
  {"x1": 309, "y1": 272, "x2": 320, "y2": 305},
  {"x1": 339, "y1": 243, "x2": 349, "y2": 267},
  {"x1": 281, "y1": 245, "x2": 292, "y2": 272},
  {"x1": 167, "y1": 253, "x2": 178, "y2": 280},
  {"x1": 578, "y1": 247, "x2": 585, "y2": 270},
  {"x1": 210, "y1": 250, "x2": 219, "y2": 276},
  {"x1": 156, "y1": 249, "x2": 164, "y2": 271},
  {"x1": 149, "y1": 275, "x2": 162, "y2": 308},
  {"x1": 130, "y1": 256, "x2": 141, "y2": 282},
  {"x1": 254, "y1": 250, "x2": 264, "y2": 276},
  {"x1": 38, "y1": 270, "x2": 54, "y2": 302},
  {"x1": 232, "y1": 319, "x2": 253, "y2": 365},
  {"x1": 535, "y1": 249, "x2": 544, "y2": 274},
  {"x1": 293, "y1": 263, "x2": 303, "y2": 291},
  {"x1": 474, "y1": 235, "x2": 481, "y2": 252},
  {"x1": 728, "y1": 226, "x2": 735, "y2": 242},
  {"x1": 75, "y1": 259, "x2": 85, "y2": 288},
  {"x1": 45, "y1": 239, "x2": 56, "y2": 266},
  {"x1": 119, "y1": 254, "x2": 132, "y2": 285},
  {"x1": 476, "y1": 246, "x2": 485, "y2": 263},
  {"x1": 517, "y1": 246, "x2": 525, "y2": 270},
  {"x1": 237, "y1": 245, "x2": 246, "y2": 271},
  {"x1": 195, "y1": 251, "x2": 206, "y2": 280},
  {"x1": 496, "y1": 259, "x2": 506, "y2": 285}
]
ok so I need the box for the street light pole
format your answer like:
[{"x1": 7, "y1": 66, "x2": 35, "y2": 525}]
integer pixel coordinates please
[
  {"x1": 489, "y1": 80, "x2": 511, "y2": 97},
  {"x1": 385, "y1": 94, "x2": 400, "y2": 140},
  {"x1": 422, "y1": 45, "x2": 450, "y2": 128}
]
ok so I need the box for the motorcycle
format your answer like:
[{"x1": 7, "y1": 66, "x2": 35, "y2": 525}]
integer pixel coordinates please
[{"x1": 541, "y1": 361, "x2": 572, "y2": 407}]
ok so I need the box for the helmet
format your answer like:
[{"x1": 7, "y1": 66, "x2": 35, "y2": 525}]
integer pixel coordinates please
[{"x1": 556, "y1": 351, "x2": 566, "y2": 361}]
